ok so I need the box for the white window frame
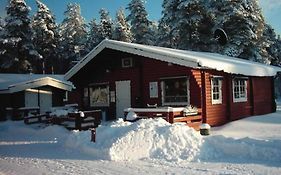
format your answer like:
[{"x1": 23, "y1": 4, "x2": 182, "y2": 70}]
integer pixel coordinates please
[
  {"x1": 232, "y1": 78, "x2": 247, "y2": 103},
  {"x1": 161, "y1": 76, "x2": 190, "y2": 106},
  {"x1": 211, "y1": 77, "x2": 222, "y2": 105}
]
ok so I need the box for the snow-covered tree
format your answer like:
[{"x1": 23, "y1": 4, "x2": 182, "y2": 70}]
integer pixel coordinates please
[
  {"x1": 264, "y1": 24, "x2": 281, "y2": 65},
  {"x1": 176, "y1": 0, "x2": 214, "y2": 51},
  {"x1": 99, "y1": 8, "x2": 113, "y2": 40},
  {"x1": 86, "y1": 19, "x2": 102, "y2": 52},
  {"x1": 157, "y1": 0, "x2": 181, "y2": 48},
  {"x1": 0, "y1": 17, "x2": 4, "y2": 33},
  {"x1": 157, "y1": 19, "x2": 172, "y2": 47},
  {"x1": 211, "y1": 0, "x2": 267, "y2": 62},
  {"x1": 0, "y1": 0, "x2": 41, "y2": 73},
  {"x1": 59, "y1": 3, "x2": 87, "y2": 71},
  {"x1": 113, "y1": 8, "x2": 132, "y2": 42},
  {"x1": 127, "y1": 0, "x2": 154, "y2": 45},
  {"x1": 32, "y1": 0, "x2": 60, "y2": 73}
]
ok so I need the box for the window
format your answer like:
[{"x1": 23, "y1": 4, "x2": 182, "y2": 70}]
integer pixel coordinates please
[
  {"x1": 211, "y1": 78, "x2": 222, "y2": 104},
  {"x1": 89, "y1": 84, "x2": 109, "y2": 107},
  {"x1": 122, "y1": 57, "x2": 133, "y2": 68},
  {"x1": 233, "y1": 78, "x2": 247, "y2": 102},
  {"x1": 161, "y1": 77, "x2": 189, "y2": 105}
]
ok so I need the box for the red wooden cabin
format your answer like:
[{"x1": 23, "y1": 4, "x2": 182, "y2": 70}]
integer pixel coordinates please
[{"x1": 64, "y1": 39, "x2": 281, "y2": 127}]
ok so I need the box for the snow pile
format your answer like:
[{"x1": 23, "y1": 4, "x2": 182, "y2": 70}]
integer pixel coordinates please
[
  {"x1": 64, "y1": 116, "x2": 281, "y2": 164},
  {"x1": 125, "y1": 111, "x2": 138, "y2": 121},
  {"x1": 49, "y1": 106, "x2": 78, "y2": 117},
  {"x1": 1, "y1": 110, "x2": 281, "y2": 166},
  {"x1": 65, "y1": 118, "x2": 203, "y2": 162},
  {"x1": 200, "y1": 136, "x2": 281, "y2": 164}
]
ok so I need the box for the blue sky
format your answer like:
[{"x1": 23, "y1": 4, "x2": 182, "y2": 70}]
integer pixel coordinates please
[{"x1": 0, "y1": 0, "x2": 280, "y2": 35}]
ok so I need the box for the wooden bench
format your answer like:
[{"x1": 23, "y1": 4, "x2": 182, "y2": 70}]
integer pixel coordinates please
[
  {"x1": 23, "y1": 109, "x2": 102, "y2": 131},
  {"x1": 13, "y1": 107, "x2": 40, "y2": 120},
  {"x1": 24, "y1": 114, "x2": 51, "y2": 124}
]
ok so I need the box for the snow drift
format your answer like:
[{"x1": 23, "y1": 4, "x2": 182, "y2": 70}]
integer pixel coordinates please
[
  {"x1": 1, "y1": 116, "x2": 281, "y2": 165},
  {"x1": 64, "y1": 118, "x2": 281, "y2": 164},
  {"x1": 65, "y1": 118, "x2": 203, "y2": 162}
]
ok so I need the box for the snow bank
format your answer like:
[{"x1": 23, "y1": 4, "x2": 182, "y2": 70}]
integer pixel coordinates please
[
  {"x1": 200, "y1": 136, "x2": 281, "y2": 164},
  {"x1": 1, "y1": 112, "x2": 281, "y2": 165},
  {"x1": 64, "y1": 117, "x2": 281, "y2": 164},
  {"x1": 65, "y1": 118, "x2": 203, "y2": 162}
]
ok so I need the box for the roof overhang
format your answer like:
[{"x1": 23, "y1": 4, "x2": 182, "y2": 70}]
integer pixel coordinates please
[
  {"x1": 64, "y1": 39, "x2": 200, "y2": 80},
  {"x1": 0, "y1": 76, "x2": 75, "y2": 94},
  {"x1": 64, "y1": 39, "x2": 281, "y2": 80}
]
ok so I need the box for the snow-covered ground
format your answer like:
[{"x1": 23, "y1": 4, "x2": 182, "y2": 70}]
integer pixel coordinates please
[{"x1": 1, "y1": 104, "x2": 281, "y2": 175}]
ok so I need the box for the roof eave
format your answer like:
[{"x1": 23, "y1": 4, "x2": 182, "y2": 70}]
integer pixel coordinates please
[
  {"x1": 8, "y1": 77, "x2": 75, "y2": 93},
  {"x1": 64, "y1": 40, "x2": 200, "y2": 80}
]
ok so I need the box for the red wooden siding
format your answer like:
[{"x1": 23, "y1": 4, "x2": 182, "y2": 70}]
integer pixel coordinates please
[
  {"x1": 229, "y1": 78, "x2": 252, "y2": 121},
  {"x1": 141, "y1": 58, "x2": 202, "y2": 108},
  {"x1": 68, "y1": 48, "x2": 276, "y2": 125},
  {"x1": 204, "y1": 71, "x2": 228, "y2": 126},
  {"x1": 252, "y1": 77, "x2": 274, "y2": 115}
]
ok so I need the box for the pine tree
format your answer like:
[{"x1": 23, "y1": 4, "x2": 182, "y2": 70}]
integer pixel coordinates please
[
  {"x1": 0, "y1": 0, "x2": 41, "y2": 73},
  {"x1": 264, "y1": 24, "x2": 281, "y2": 65},
  {"x1": 0, "y1": 17, "x2": 4, "y2": 33},
  {"x1": 59, "y1": 3, "x2": 87, "y2": 71},
  {"x1": 127, "y1": 0, "x2": 154, "y2": 45},
  {"x1": 157, "y1": 0, "x2": 181, "y2": 48},
  {"x1": 212, "y1": 0, "x2": 267, "y2": 62},
  {"x1": 32, "y1": 0, "x2": 60, "y2": 73},
  {"x1": 157, "y1": 18, "x2": 172, "y2": 47},
  {"x1": 149, "y1": 21, "x2": 158, "y2": 43},
  {"x1": 99, "y1": 8, "x2": 113, "y2": 40},
  {"x1": 176, "y1": 0, "x2": 214, "y2": 51},
  {"x1": 86, "y1": 19, "x2": 102, "y2": 52},
  {"x1": 113, "y1": 8, "x2": 132, "y2": 42}
]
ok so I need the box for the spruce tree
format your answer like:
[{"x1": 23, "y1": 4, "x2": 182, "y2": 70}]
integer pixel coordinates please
[
  {"x1": 176, "y1": 0, "x2": 214, "y2": 51},
  {"x1": 99, "y1": 8, "x2": 113, "y2": 40},
  {"x1": 113, "y1": 8, "x2": 132, "y2": 42},
  {"x1": 127, "y1": 0, "x2": 153, "y2": 45},
  {"x1": 86, "y1": 19, "x2": 102, "y2": 52},
  {"x1": 32, "y1": 0, "x2": 60, "y2": 73},
  {"x1": 59, "y1": 3, "x2": 87, "y2": 71},
  {"x1": 158, "y1": 0, "x2": 181, "y2": 48},
  {"x1": 157, "y1": 18, "x2": 172, "y2": 47},
  {"x1": 0, "y1": 17, "x2": 4, "y2": 33},
  {"x1": 212, "y1": 0, "x2": 267, "y2": 62},
  {"x1": 264, "y1": 24, "x2": 281, "y2": 65},
  {"x1": 0, "y1": 0, "x2": 41, "y2": 73}
]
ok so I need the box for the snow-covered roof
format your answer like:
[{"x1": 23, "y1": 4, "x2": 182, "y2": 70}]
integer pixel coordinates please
[
  {"x1": 0, "y1": 74, "x2": 75, "y2": 94},
  {"x1": 65, "y1": 39, "x2": 281, "y2": 80}
]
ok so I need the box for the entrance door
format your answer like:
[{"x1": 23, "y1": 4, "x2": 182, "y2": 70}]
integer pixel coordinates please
[
  {"x1": 116, "y1": 80, "x2": 131, "y2": 118},
  {"x1": 25, "y1": 89, "x2": 38, "y2": 107},
  {"x1": 39, "y1": 89, "x2": 52, "y2": 113}
]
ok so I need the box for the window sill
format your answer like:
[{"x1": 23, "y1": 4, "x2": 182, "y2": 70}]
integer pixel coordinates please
[
  {"x1": 233, "y1": 98, "x2": 247, "y2": 103},
  {"x1": 212, "y1": 100, "x2": 222, "y2": 105},
  {"x1": 162, "y1": 102, "x2": 189, "y2": 106}
]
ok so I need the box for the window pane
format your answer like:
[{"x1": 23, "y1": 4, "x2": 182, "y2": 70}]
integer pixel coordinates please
[
  {"x1": 163, "y1": 78, "x2": 188, "y2": 103},
  {"x1": 212, "y1": 78, "x2": 222, "y2": 103},
  {"x1": 233, "y1": 79, "x2": 247, "y2": 101},
  {"x1": 213, "y1": 79, "x2": 218, "y2": 86}
]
